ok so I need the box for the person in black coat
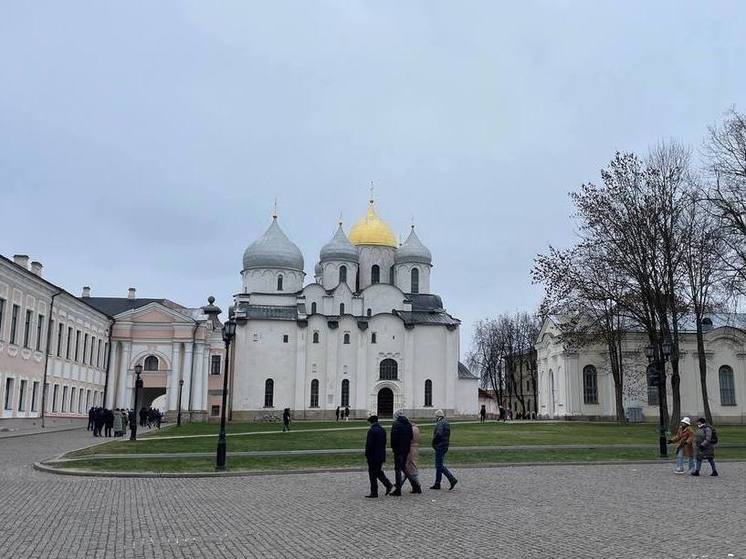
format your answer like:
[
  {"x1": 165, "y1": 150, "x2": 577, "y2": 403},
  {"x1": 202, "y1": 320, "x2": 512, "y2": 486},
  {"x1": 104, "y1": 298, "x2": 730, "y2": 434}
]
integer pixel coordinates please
[
  {"x1": 365, "y1": 413, "x2": 392, "y2": 498},
  {"x1": 93, "y1": 407, "x2": 105, "y2": 437},
  {"x1": 103, "y1": 408, "x2": 114, "y2": 437},
  {"x1": 87, "y1": 407, "x2": 95, "y2": 431},
  {"x1": 390, "y1": 409, "x2": 419, "y2": 495},
  {"x1": 282, "y1": 408, "x2": 291, "y2": 432}
]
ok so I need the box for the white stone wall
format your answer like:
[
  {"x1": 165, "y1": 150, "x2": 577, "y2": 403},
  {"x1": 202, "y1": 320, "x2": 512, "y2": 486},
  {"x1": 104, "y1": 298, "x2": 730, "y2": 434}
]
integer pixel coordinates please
[
  {"x1": 242, "y1": 268, "x2": 304, "y2": 294},
  {"x1": 321, "y1": 261, "x2": 358, "y2": 292},
  {"x1": 357, "y1": 246, "x2": 395, "y2": 290},
  {"x1": 394, "y1": 263, "x2": 431, "y2": 294}
]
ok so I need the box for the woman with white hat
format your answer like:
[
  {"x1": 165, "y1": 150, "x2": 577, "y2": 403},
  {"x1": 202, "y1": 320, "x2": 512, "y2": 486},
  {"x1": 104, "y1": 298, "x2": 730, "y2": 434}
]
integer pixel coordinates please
[{"x1": 668, "y1": 417, "x2": 694, "y2": 474}]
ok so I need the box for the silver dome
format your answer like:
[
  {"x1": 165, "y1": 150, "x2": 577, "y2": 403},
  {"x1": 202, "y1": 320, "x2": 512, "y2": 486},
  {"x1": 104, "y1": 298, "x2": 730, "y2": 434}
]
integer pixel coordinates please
[
  {"x1": 243, "y1": 218, "x2": 304, "y2": 272},
  {"x1": 395, "y1": 227, "x2": 432, "y2": 265},
  {"x1": 319, "y1": 224, "x2": 359, "y2": 263}
]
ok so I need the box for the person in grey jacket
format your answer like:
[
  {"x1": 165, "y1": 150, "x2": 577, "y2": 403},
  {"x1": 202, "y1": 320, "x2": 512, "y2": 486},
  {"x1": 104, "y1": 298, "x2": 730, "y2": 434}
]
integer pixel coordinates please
[
  {"x1": 691, "y1": 417, "x2": 718, "y2": 477},
  {"x1": 430, "y1": 409, "x2": 458, "y2": 490}
]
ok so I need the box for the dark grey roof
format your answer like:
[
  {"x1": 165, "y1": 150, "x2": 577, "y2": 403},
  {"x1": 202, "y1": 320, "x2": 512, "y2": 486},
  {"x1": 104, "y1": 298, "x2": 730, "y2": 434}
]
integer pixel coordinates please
[
  {"x1": 82, "y1": 297, "x2": 190, "y2": 318},
  {"x1": 234, "y1": 303, "x2": 298, "y2": 321},
  {"x1": 394, "y1": 310, "x2": 460, "y2": 327},
  {"x1": 405, "y1": 293, "x2": 444, "y2": 311},
  {"x1": 458, "y1": 361, "x2": 478, "y2": 380}
]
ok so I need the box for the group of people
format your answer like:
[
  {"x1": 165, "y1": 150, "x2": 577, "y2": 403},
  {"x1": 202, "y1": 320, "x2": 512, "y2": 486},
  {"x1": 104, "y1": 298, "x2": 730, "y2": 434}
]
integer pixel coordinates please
[
  {"x1": 365, "y1": 408, "x2": 457, "y2": 498},
  {"x1": 335, "y1": 406, "x2": 350, "y2": 421},
  {"x1": 87, "y1": 406, "x2": 162, "y2": 437},
  {"x1": 668, "y1": 416, "x2": 719, "y2": 476}
]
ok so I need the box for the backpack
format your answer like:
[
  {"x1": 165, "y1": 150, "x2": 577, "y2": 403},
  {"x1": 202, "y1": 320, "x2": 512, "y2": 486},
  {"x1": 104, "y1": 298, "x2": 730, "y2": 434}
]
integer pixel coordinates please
[{"x1": 710, "y1": 427, "x2": 719, "y2": 445}]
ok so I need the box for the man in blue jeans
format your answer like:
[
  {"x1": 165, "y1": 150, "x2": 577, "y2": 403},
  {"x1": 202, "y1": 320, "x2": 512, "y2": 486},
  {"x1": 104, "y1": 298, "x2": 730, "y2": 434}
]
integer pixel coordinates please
[{"x1": 430, "y1": 409, "x2": 458, "y2": 490}]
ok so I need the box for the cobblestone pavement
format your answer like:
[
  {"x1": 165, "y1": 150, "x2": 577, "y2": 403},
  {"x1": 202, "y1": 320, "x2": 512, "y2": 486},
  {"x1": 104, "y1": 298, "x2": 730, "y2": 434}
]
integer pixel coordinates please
[{"x1": 1, "y1": 429, "x2": 745, "y2": 559}]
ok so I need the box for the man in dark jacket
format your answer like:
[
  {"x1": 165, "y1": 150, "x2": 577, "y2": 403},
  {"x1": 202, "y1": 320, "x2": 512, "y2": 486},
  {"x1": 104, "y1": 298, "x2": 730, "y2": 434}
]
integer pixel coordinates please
[
  {"x1": 87, "y1": 407, "x2": 95, "y2": 431},
  {"x1": 103, "y1": 408, "x2": 114, "y2": 437},
  {"x1": 691, "y1": 417, "x2": 718, "y2": 477},
  {"x1": 390, "y1": 409, "x2": 420, "y2": 495},
  {"x1": 431, "y1": 409, "x2": 458, "y2": 490},
  {"x1": 365, "y1": 413, "x2": 392, "y2": 498}
]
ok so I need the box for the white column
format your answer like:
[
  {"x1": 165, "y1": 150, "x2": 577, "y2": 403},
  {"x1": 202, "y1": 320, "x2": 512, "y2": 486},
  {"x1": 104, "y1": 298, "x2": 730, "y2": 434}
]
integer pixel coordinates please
[
  {"x1": 294, "y1": 330, "x2": 307, "y2": 412},
  {"x1": 191, "y1": 344, "x2": 205, "y2": 412},
  {"x1": 201, "y1": 350, "x2": 210, "y2": 412},
  {"x1": 168, "y1": 343, "x2": 181, "y2": 410},
  {"x1": 105, "y1": 342, "x2": 119, "y2": 409},
  {"x1": 182, "y1": 344, "x2": 194, "y2": 414},
  {"x1": 116, "y1": 342, "x2": 131, "y2": 408}
]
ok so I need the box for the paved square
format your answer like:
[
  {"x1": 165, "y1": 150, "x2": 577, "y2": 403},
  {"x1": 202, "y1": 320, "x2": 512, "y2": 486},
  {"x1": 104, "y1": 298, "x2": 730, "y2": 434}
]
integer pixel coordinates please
[{"x1": 1, "y1": 429, "x2": 744, "y2": 559}]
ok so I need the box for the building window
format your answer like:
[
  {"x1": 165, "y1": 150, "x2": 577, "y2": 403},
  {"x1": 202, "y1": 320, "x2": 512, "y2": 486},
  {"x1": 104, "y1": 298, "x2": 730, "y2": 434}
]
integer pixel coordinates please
[
  {"x1": 371, "y1": 265, "x2": 380, "y2": 284},
  {"x1": 62, "y1": 386, "x2": 68, "y2": 412},
  {"x1": 310, "y1": 379, "x2": 319, "y2": 407},
  {"x1": 647, "y1": 372, "x2": 659, "y2": 406},
  {"x1": 339, "y1": 303, "x2": 345, "y2": 315},
  {"x1": 283, "y1": 334, "x2": 289, "y2": 343},
  {"x1": 339, "y1": 265, "x2": 347, "y2": 284},
  {"x1": 390, "y1": 266, "x2": 395, "y2": 285},
  {"x1": 371, "y1": 332, "x2": 377, "y2": 344},
  {"x1": 31, "y1": 381, "x2": 39, "y2": 412},
  {"x1": 380, "y1": 359, "x2": 398, "y2": 380},
  {"x1": 0, "y1": 298, "x2": 5, "y2": 339},
  {"x1": 70, "y1": 388, "x2": 76, "y2": 414},
  {"x1": 264, "y1": 378, "x2": 274, "y2": 407},
  {"x1": 367, "y1": 308, "x2": 372, "y2": 317},
  {"x1": 23, "y1": 309, "x2": 33, "y2": 348},
  {"x1": 583, "y1": 365, "x2": 598, "y2": 405},
  {"x1": 277, "y1": 274, "x2": 284, "y2": 291},
  {"x1": 211, "y1": 355, "x2": 221, "y2": 375},
  {"x1": 74, "y1": 330, "x2": 81, "y2": 362},
  {"x1": 96, "y1": 339, "x2": 102, "y2": 367},
  {"x1": 311, "y1": 302, "x2": 317, "y2": 314},
  {"x1": 144, "y1": 355, "x2": 159, "y2": 371},
  {"x1": 66, "y1": 327, "x2": 72, "y2": 359},
  {"x1": 313, "y1": 331, "x2": 320, "y2": 343},
  {"x1": 343, "y1": 333, "x2": 350, "y2": 344},
  {"x1": 89, "y1": 336, "x2": 95, "y2": 364},
  {"x1": 3, "y1": 378, "x2": 13, "y2": 410},
  {"x1": 56, "y1": 323, "x2": 63, "y2": 357},
  {"x1": 36, "y1": 314, "x2": 44, "y2": 351},
  {"x1": 341, "y1": 379, "x2": 350, "y2": 407},
  {"x1": 719, "y1": 365, "x2": 737, "y2": 406},
  {"x1": 10, "y1": 304, "x2": 20, "y2": 344},
  {"x1": 82, "y1": 334, "x2": 88, "y2": 364},
  {"x1": 425, "y1": 379, "x2": 433, "y2": 407},
  {"x1": 52, "y1": 384, "x2": 59, "y2": 412},
  {"x1": 18, "y1": 379, "x2": 27, "y2": 411},
  {"x1": 86, "y1": 389, "x2": 91, "y2": 410},
  {"x1": 211, "y1": 405, "x2": 220, "y2": 416},
  {"x1": 411, "y1": 268, "x2": 420, "y2": 294}
]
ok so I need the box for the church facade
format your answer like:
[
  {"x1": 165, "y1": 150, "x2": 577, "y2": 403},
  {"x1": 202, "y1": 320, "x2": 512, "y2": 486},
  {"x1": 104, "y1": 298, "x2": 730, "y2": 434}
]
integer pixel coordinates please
[{"x1": 230, "y1": 200, "x2": 478, "y2": 420}]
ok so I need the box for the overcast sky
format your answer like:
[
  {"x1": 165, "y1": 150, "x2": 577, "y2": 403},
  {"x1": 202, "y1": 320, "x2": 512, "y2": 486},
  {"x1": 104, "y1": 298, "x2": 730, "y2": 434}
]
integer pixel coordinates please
[{"x1": 2, "y1": 1, "x2": 745, "y2": 350}]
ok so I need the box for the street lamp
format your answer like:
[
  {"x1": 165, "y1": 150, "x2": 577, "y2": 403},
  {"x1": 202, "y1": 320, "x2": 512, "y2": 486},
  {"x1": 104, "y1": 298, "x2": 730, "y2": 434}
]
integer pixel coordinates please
[
  {"x1": 216, "y1": 319, "x2": 236, "y2": 471},
  {"x1": 177, "y1": 379, "x2": 184, "y2": 427},
  {"x1": 130, "y1": 364, "x2": 143, "y2": 441},
  {"x1": 645, "y1": 336, "x2": 673, "y2": 458}
]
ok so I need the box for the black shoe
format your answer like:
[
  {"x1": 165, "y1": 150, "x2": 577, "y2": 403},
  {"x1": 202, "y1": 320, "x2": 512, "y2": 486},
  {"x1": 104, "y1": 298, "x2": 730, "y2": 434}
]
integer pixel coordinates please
[
  {"x1": 711, "y1": 472, "x2": 719, "y2": 477},
  {"x1": 365, "y1": 494, "x2": 378, "y2": 498},
  {"x1": 385, "y1": 484, "x2": 393, "y2": 495},
  {"x1": 389, "y1": 489, "x2": 402, "y2": 496},
  {"x1": 690, "y1": 471, "x2": 700, "y2": 476},
  {"x1": 430, "y1": 484, "x2": 441, "y2": 490},
  {"x1": 449, "y1": 479, "x2": 458, "y2": 491},
  {"x1": 410, "y1": 484, "x2": 422, "y2": 494}
]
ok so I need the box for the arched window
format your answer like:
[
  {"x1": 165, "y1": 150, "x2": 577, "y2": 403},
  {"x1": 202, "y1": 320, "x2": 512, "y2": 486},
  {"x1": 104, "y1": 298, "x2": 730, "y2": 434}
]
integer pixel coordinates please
[
  {"x1": 277, "y1": 274, "x2": 284, "y2": 291},
  {"x1": 310, "y1": 379, "x2": 319, "y2": 407},
  {"x1": 343, "y1": 333, "x2": 350, "y2": 344},
  {"x1": 719, "y1": 365, "x2": 736, "y2": 406},
  {"x1": 389, "y1": 266, "x2": 395, "y2": 284},
  {"x1": 371, "y1": 332, "x2": 377, "y2": 344},
  {"x1": 264, "y1": 379, "x2": 274, "y2": 408},
  {"x1": 339, "y1": 265, "x2": 347, "y2": 284},
  {"x1": 339, "y1": 303, "x2": 345, "y2": 315},
  {"x1": 371, "y1": 265, "x2": 380, "y2": 284},
  {"x1": 313, "y1": 331, "x2": 319, "y2": 344},
  {"x1": 424, "y1": 379, "x2": 433, "y2": 407},
  {"x1": 380, "y1": 359, "x2": 398, "y2": 380},
  {"x1": 311, "y1": 302, "x2": 317, "y2": 314},
  {"x1": 144, "y1": 355, "x2": 159, "y2": 371},
  {"x1": 583, "y1": 365, "x2": 598, "y2": 404},
  {"x1": 341, "y1": 379, "x2": 350, "y2": 407},
  {"x1": 367, "y1": 308, "x2": 372, "y2": 317},
  {"x1": 411, "y1": 268, "x2": 420, "y2": 294}
]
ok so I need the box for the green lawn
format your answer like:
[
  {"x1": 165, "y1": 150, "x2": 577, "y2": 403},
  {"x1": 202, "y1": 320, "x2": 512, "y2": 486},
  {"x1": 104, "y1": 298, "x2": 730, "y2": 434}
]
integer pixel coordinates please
[{"x1": 66, "y1": 421, "x2": 746, "y2": 459}]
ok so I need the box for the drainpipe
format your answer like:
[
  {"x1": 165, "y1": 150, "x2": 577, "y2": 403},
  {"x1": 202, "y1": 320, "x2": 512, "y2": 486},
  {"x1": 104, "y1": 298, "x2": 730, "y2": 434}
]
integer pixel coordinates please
[
  {"x1": 101, "y1": 318, "x2": 115, "y2": 408},
  {"x1": 41, "y1": 290, "x2": 63, "y2": 428}
]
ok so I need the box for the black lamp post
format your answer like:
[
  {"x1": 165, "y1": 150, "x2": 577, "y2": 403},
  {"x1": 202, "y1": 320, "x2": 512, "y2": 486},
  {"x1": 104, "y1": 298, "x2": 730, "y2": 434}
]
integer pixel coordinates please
[
  {"x1": 645, "y1": 336, "x2": 673, "y2": 458},
  {"x1": 177, "y1": 379, "x2": 184, "y2": 427},
  {"x1": 130, "y1": 364, "x2": 143, "y2": 441},
  {"x1": 216, "y1": 319, "x2": 236, "y2": 471}
]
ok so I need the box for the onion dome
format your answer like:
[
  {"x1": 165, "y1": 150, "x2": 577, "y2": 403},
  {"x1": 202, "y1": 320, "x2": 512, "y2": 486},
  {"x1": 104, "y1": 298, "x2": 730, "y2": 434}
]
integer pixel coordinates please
[
  {"x1": 395, "y1": 227, "x2": 432, "y2": 265},
  {"x1": 242, "y1": 217, "x2": 304, "y2": 272},
  {"x1": 348, "y1": 200, "x2": 397, "y2": 248},
  {"x1": 320, "y1": 224, "x2": 359, "y2": 263}
]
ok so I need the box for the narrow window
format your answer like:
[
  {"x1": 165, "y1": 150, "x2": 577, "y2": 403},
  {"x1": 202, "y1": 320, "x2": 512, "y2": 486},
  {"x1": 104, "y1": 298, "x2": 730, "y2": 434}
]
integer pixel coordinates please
[
  {"x1": 89, "y1": 336, "x2": 95, "y2": 364},
  {"x1": 339, "y1": 303, "x2": 345, "y2": 315},
  {"x1": 647, "y1": 371, "x2": 659, "y2": 406},
  {"x1": 0, "y1": 298, "x2": 5, "y2": 339},
  {"x1": 367, "y1": 308, "x2": 372, "y2": 317},
  {"x1": 343, "y1": 333, "x2": 350, "y2": 344},
  {"x1": 313, "y1": 331, "x2": 320, "y2": 344},
  {"x1": 86, "y1": 389, "x2": 91, "y2": 409},
  {"x1": 719, "y1": 365, "x2": 737, "y2": 406},
  {"x1": 311, "y1": 302, "x2": 317, "y2": 314},
  {"x1": 31, "y1": 381, "x2": 39, "y2": 412},
  {"x1": 411, "y1": 268, "x2": 420, "y2": 294},
  {"x1": 339, "y1": 265, "x2": 347, "y2": 284},
  {"x1": 264, "y1": 379, "x2": 274, "y2": 407},
  {"x1": 371, "y1": 265, "x2": 380, "y2": 284},
  {"x1": 424, "y1": 379, "x2": 433, "y2": 407},
  {"x1": 211, "y1": 355, "x2": 221, "y2": 375},
  {"x1": 74, "y1": 330, "x2": 81, "y2": 362},
  {"x1": 277, "y1": 274, "x2": 284, "y2": 291},
  {"x1": 379, "y1": 359, "x2": 397, "y2": 380},
  {"x1": 62, "y1": 386, "x2": 68, "y2": 412},
  {"x1": 83, "y1": 333, "x2": 88, "y2": 364},
  {"x1": 23, "y1": 309, "x2": 33, "y2": 348},
  {"x1": 144, "y1": 355, "x2": 159, "y2": 371},
  {"x1": 211, "y1": 405, "x2": 220, "y2": 416},
  {"x1": 66, "y1": 327, "x2": 72, "y2": 359},
  {"x1": 57, "y1": 323, "x2": 64, "y2": 357},
  {"x1": 96, "y1": 339, "x2": 102, "y2": 367},
  {"x1": 70, "y1": 388, "x2": 76, "y2": 414},
  {"x1": 36, "y1": 314, "x2": 44, "y2": 351},
  {"x1": 283, "y1": 334, "x2": 289, "y2": 343},
  {"x1": 371, "y1": 332, "x2": 377, "y2": 344},
  {"x1": 4, "y1": 378, "x2": 13, "y2": 410},
  {"x1": 52, "y1": 384, "x2": 59, "y2": 412},
  {"x1": 310, "y1": 379, "x2": 319, "y2": 407},
  {"x1": 10, "y1": 305, "x2": 19, "y2": 344},
  {"x1": 341, "y1": 379, "x2": 350, "y2": 407},
  {"x1": 390, "y1": 266, "x2": 395, "y2": 285},
  {"x1": 583, "y1": 365, "x2": 598, "y2": 404},
  {"x1": 18, "y1": 379, "x2": 27, "y2": 411}
]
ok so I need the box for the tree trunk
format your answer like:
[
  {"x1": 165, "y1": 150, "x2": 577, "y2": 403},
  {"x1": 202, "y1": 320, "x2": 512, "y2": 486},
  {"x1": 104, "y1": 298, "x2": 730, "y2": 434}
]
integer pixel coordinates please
[{"x1": 695, "y1": 319, "x2": 713, "y2": 424}]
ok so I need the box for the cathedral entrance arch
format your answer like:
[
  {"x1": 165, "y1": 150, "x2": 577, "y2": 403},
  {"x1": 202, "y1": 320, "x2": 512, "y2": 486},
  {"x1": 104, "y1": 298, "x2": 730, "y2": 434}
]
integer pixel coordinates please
[{"x1": 377, "y1": 387, "x2": 394, "y2": 418}]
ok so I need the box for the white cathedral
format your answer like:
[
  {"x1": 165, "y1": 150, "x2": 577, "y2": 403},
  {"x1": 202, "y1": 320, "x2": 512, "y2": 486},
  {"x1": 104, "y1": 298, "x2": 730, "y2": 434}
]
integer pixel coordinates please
[{"x1": 230, "y1": 199, "x2": 478, "y2": 420}]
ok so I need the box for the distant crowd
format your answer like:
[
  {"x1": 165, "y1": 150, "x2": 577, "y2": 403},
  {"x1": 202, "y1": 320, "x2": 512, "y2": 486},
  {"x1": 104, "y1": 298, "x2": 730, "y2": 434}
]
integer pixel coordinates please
[{"x1": 87, "y1": 406, "x2": 163, "y2": 437}]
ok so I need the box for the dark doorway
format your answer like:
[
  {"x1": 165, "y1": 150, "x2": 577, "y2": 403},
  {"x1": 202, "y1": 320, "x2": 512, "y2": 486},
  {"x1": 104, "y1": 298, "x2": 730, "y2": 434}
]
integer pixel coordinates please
[{"x1": 377, "y1": 387, "x2": 394, "y2": 418}]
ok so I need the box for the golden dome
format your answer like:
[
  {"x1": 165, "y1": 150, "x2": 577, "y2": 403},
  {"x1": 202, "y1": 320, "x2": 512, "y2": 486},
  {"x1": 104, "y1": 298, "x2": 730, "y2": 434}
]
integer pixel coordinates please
[{"x1": 348, "y1": 200, "x2": 398, "y2": 248}]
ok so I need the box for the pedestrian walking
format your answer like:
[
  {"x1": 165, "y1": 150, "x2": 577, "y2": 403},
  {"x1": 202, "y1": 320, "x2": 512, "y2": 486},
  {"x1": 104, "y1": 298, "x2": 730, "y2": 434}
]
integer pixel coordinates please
[
  {"x1": 430, "y1": 409, "x2": 458, "y2": 490},
  {"x1": 405, "y1": 420, "x2": 422, "y2": 493},
  {"x1": 390, "y1": 409, "x2": 419, "y2": 495},
  {"x1": 364, "y1": 412, "x2": 393, "y2": 498},
  {"x1": 282, "y1": 408, "x2": 291, "y2": 432},
  {"x1": 104, "y1": 408, "x2": 114, "y2": 437},
  {"x1": 335, "y1": 406, "x2": 340, "y2": 422},
  {"x1": 87, "y1": 406, "x2": 95, "y2": 431},
  {"x1": 668, "y1": 417, "x2": 694, "y2": 474},
  {"x1": 479, "y1": 404, "x2": 486, "y2": 423},
  {"x1": 691, "y1": 417, "x2": 719, "y2": 477},
  {"x1": 113, "y1": 408, "x2": 123, "y2": 437},
  {"x1": 344, "y1": 405, "x2": 350, "y2": 421},
  {"x1": 93, "y1": 407, "x2": 105, "y2": 437}
]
